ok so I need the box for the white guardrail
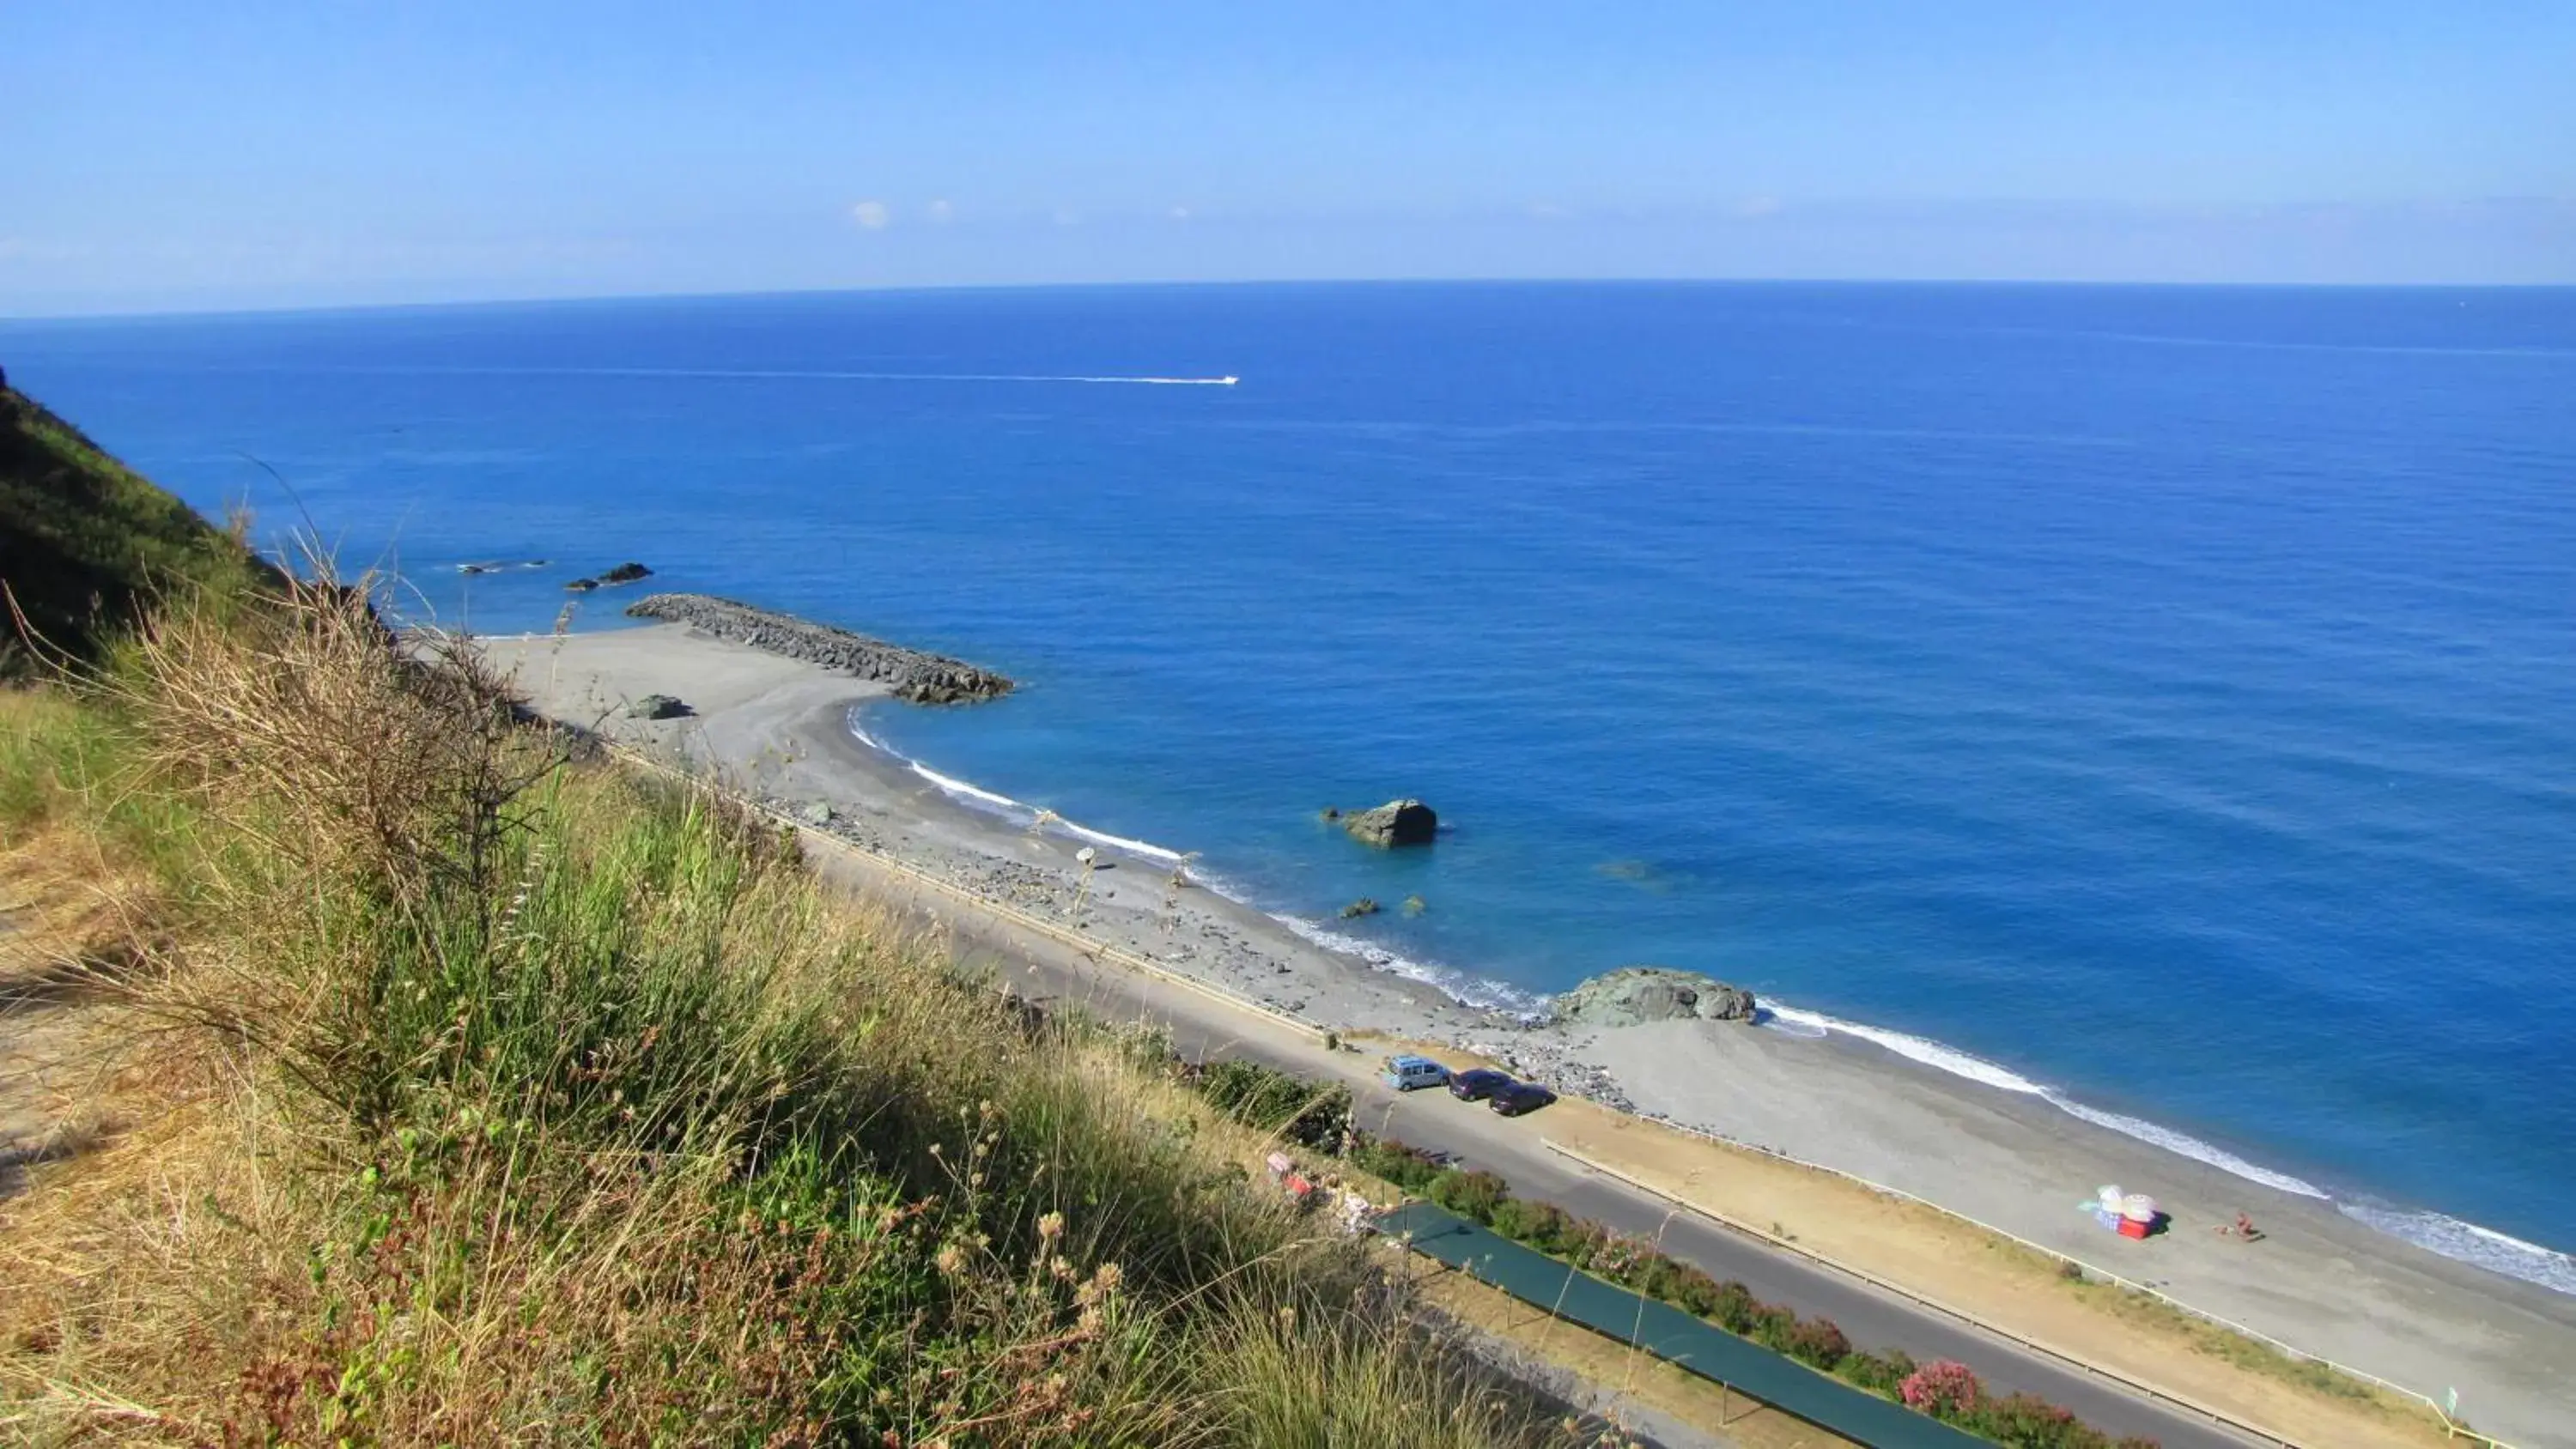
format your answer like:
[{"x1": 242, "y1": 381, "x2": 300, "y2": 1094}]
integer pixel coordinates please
[
  {"x1": 596, "y1": 739, "x2": 2506, "y2": 1449},
  {"x1": 1541, "y1": 1136, "x2": 2517, "y2": 1449}
]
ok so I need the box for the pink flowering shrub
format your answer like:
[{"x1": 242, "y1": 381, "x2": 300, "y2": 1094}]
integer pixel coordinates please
[{"x1": 1899, "y1": 1358, "x2": 1983, "y2": 1419}]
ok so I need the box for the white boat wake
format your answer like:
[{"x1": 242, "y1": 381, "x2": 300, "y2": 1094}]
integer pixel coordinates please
[{"x1": 269, "y1": 364, "x2": 1240, "y2": 387}]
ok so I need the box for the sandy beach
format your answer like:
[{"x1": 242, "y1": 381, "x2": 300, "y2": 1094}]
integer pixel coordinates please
[{"x1": 479, "y1": 621, "x2": 2576, "y2": 1448}]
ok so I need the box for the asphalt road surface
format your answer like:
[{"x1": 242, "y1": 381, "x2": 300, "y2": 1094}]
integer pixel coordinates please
[{"x1": 838, "y1": 853, "x2": 2268, "y2": 1449}]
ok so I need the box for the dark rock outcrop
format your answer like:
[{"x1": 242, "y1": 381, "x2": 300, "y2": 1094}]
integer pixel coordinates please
[
  {"x1": 628, "y1": 693, "x2": 689, "y2": 720},
  {"x1": 625, "y1": 592, "x2": 1014, "y2": 705},
  {"x1": 1342, "y1": 798, "x2": 1437, "y2": 847},
  {"x1": 565, "y1": 578, "x2": 599, "y2": 591},
  {"x1": 1339, "y1": 898, "x2": 1381, "y2": 919},
  {"x1": 1549, "y1": 967, "x2": 1758, "y2": 1028},
  {"x1": 599, "y1": 561, "x2": 653, "y2": 585}
]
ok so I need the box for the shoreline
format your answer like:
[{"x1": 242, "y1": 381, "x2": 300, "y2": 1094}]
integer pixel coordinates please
[
  {"x1": 850, "y1": 686, "x2": 2576, "y2": 1293},
  {"x1": 477, "y1": 621, "x2": 2576, "y2": 1446}
]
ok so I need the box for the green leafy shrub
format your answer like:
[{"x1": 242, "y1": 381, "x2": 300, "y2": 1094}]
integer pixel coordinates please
[
  {"x1": 1349, "y1": 1135, "x2": 1445, "y2": 1191},
  {"x1": 1191, "y1": 1058, "x2": 1353, "y2": 1152},
  {"x1": 1425, "y1": 1167, "x2": 1510, "y2": 1225},
  {"x1": 1835, "y1": 1349, "x2": 1911, "y2": 1397},
  {"x1": 1707, "y1": 1278, "x2": 1762, "y2": 1336}
]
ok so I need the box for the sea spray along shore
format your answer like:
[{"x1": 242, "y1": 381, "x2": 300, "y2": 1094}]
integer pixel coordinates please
[
  {"x1": 478, "y1": 619, "x2": 2576, "y2": 1446},
  {"x1": 848, "y1": 661, "x2": 2576, "y2": 1297},
  {"x1": 513, "y1": 592, "x2": 2576, "y2": 1300}
]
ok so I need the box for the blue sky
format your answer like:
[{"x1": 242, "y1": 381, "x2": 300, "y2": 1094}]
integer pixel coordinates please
[{"x1": 4, "y1": 2, "x2": 2572, "y2": 313}]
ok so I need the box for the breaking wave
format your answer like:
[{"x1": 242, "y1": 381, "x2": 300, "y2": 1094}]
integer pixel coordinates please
[
  {"x1": 1765, "y1": 999, "x2": 2331, "y2": 1200},
  {"x1": 1269, "y1": 916, "x2": 1553, "y2": 1020},
  {"x1": 849, "y1": 715, "x2": 1187, "y2": 864},
  {"x1": 2334, "y1": 1204, "x2": 2576, "y2": 1297},
  {"x1": 843, "y1": 708, "x2": 2573, "y2": 1298}
]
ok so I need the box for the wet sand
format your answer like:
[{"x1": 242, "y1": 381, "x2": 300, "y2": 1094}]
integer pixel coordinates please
[{"x1": 477, "y1": 622, "x2": 2576, "y2": 1447}]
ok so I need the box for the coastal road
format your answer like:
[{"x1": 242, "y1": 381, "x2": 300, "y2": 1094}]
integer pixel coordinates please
[{"x1": 867, "y1": 883, "x2": 2269, "y2": 1449}]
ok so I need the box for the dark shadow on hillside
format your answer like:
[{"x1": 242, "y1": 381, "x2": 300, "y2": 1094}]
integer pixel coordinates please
[
  {"x1": 0, "y1": 941, "x2": 144, "y2": 1018},
  {"x1": 0, "y1": 1122, "x2": 110, "y2": 1202}
]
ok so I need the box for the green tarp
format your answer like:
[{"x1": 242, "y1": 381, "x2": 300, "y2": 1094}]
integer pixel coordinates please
[{"x1": 1379, "y1": 1202, "x2": 1988, "y2": 1448}]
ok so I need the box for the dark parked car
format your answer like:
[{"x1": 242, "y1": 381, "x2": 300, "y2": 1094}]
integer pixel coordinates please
[
  {"x1": 1489, "y1": 1081, "x2": 1558, "y2": 1118},
  {"x1": 1448, "y1": 1068, "x2": 1514, "y2": 1101}
]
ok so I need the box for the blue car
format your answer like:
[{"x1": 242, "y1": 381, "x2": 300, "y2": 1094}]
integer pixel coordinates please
[{"x1": 1382, "y1": 1054, "x2": 1451, "y2": 1091}]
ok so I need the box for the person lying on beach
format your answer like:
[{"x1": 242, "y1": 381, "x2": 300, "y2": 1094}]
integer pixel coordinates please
[{"x1": 2214, "y1": 1211, "x2": 2264, "y2": 1241}]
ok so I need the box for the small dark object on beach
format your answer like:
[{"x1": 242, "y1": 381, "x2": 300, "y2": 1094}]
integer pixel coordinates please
[
  {"x1": 565, "y1": 578, "x2": 599, "y2": 591},
  {"x1": 599, "y1": 561, "x2": 653, "y2": 585},
  {"x1": 2215, "y1": 1211, "x2": 2265, "y2": 1243},
  {"x1": 1342, "y1": 797, "x2": 1437, "y2": 847},
  {"x1": 628, "y1": 693, "x2": 690, "y2": 720},
  {"x1": 1339, "y1": 898, "x2": 1381, "y2": 919}
]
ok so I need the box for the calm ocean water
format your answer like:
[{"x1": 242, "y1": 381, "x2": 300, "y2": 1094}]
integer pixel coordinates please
[{"x1": 6, "y1": 282, "x2": 2571, "y2": 1291}]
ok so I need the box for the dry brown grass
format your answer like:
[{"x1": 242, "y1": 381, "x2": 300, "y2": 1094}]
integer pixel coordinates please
[{"x1": 0, "y1": 580, "x2": 1611, "y2": 1447}]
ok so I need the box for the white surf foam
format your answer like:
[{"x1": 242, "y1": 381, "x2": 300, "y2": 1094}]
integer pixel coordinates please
[
  {"x1": 1764, "y1": 998, "x2": 2331, "y2": 1198},
  {"x1": 2336, "y1": 1204, "x2": 2576, "y2": 1297},
  {"x1": 328, "y1": 364, "x2": 1239, "y2": 387},
  {"x1": 2044, "y1": 1099, "x2": 2329, "y2": 1199},
  {"x1": 848, "y1": 715, "x2": 1189, "y2": 862},
  {"x1": 1758, "y1": 997, "x2": 2576, "y2": 1294},
  {"x1": 1762, "y1": 1002, "x2": 2050, "y2": 1095},
  {"x1": 841, "y1": 708, "x2": 2570, "y2": 1296},
  {"x1": 1271, "y1": 915, "x2": 1554, "y2": 1020},
  {"x1": 906, "y1": 761, "x2": 1024, "y2": 813},
  {"x1": 1056, "y1": 818, "x2": 1188, "y2": 864}
]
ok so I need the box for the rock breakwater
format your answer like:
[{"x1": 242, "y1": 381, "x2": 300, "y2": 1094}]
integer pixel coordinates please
[{"x1": 625, "y1": 592, "x2": 1015, "y2": 704}]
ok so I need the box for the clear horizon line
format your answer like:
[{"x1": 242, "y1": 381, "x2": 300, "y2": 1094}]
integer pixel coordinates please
[{"x1": 10, "y1": 272, "x2": 2576, "y2": 327}]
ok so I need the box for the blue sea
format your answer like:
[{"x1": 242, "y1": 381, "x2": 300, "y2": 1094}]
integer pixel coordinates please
[{"x1": 5, "y1": 282, "x2": 2571, "y2": 1294}]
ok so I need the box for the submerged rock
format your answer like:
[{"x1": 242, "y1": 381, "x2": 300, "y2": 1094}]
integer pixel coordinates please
[
  {"x1": 565, "y1": 578, "x2": 599, "y2": 592},
  {"x1": 1339, "y1": 898, "x2": 1381, "y2": 919},
  {"x1": 1341, "y1": 798, "x2": 1437, "y2": 847},
  {"x1": 1551, "y1": 967, "x2": 1757, "y2": 1028}
]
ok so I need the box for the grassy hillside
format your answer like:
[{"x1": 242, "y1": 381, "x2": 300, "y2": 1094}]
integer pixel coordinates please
[
  {"x1": 0, "y1": 569, "x2": 1607, "y2": 1445},
  {"x1": 0, "y1": 382, "x2": 277, "y2": 677}
]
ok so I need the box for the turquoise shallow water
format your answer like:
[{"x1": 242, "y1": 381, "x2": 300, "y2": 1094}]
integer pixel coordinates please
[{"x1": 5, "y1": 282, "x2": 2572, "y2": 1292}]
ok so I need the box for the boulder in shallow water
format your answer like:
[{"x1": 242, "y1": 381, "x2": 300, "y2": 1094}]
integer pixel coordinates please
[
  {"x1": 599, "y1": 561, "x2": 653, "y2": 585},
  {"x1": 565, "y1": 578, "x2": 599, "y2": 592},
  {"x1": 1342, "y1": 798, "x2": 1437, "y2": 847},
  {"x1": 1551, "y1": 967, "x2": 1758, "y2": 1028}
]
